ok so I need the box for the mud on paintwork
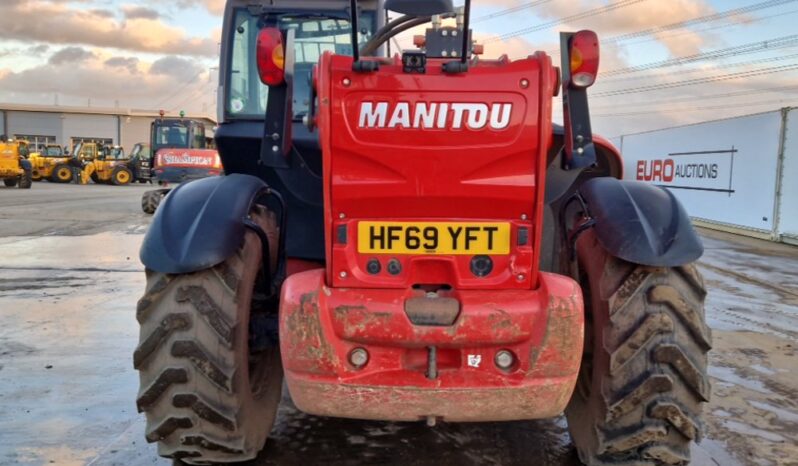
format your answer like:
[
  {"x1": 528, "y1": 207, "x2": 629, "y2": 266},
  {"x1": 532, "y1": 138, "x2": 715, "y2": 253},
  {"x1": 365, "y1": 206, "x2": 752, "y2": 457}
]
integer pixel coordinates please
[
  {"x1": 529, "y1": 279, "x2": 584, "y2": 380},
  {"x1": 282, "y1": 291, "x2": 339, "y2": 374},
  {"x1": 333, "y1": 305, "x2": 394, "y2": 337}
]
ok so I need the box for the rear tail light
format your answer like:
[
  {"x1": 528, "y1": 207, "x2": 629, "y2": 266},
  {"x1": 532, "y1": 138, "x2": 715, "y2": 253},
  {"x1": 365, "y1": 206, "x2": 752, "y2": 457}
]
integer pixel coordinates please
[
  {"x1": 256, "y1": 28, "x2": 285, "y2": 86},
  {"x1": 569, "y1": 30, "x2": 599, "y2": 88}
]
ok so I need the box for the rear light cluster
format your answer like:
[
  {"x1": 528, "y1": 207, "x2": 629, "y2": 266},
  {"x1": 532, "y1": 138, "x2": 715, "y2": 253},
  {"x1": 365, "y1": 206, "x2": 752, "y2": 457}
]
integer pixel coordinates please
[
  {"x1": 364, "y1": 256, "x2": 496, "y2": 278},
  {"x1": 256, "y1": 28, "x2": 286, "y2": 86},
  {"x1": 568, "y1": 30, "x2": 600, "y2": 88},
  {"x1": 365, "y1": 258, "x2": 402, "y2": 276},
  {"x1": 348, "y1": 346, "x2": 517, "y2": 371}
]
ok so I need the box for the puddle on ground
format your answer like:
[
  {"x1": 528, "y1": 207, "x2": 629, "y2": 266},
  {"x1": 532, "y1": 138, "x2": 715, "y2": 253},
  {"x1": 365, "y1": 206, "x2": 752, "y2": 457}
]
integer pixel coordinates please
[{"x1": 0, "y1": 233, "x2": 144, "y2": 272}]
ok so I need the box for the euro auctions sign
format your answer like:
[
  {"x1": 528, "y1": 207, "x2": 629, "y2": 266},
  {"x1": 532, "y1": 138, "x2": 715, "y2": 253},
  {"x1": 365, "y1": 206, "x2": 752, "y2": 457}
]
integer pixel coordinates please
[
  {"x1": 620, "y1": 110, "x2": 785, "y2": 233},
  {"x1": 634, "y1": 148, "x2": 733, "y2": 194}
]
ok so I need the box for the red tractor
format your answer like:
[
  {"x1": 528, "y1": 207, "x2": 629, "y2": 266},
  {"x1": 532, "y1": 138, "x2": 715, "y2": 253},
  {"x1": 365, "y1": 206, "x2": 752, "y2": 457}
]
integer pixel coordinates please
[{"x1": 136, "y1": 1, "x2": 710, "y2": 464}]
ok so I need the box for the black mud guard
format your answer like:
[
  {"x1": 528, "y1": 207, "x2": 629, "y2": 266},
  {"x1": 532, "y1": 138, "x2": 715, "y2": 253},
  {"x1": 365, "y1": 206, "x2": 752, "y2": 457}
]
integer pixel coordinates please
[
  {"x1": 578, "y1": 177, "x2": 703, "y2": 267},
  {"x1": 140, "y1": 174, "x2": 270, "y2": 274}
]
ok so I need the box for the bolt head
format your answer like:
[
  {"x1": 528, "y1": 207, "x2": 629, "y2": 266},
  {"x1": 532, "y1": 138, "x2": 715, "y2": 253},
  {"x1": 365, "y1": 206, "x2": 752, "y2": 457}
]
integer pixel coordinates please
[
  {"x1": 342, "y1": 78, "x2": 351, "y2": 86},
  {"x1": 349, "y1": 348, "x2": 369, "y2": 367},
  {"x1": 495, "y1": 350, "x2": 514, "y2": 370},
  {"x1": 521, "y1": 213, "x2": 528, "y2": 220},
  {"x1": 517, "y1": 274, "x2": 525, "y2": 281},
  {"x1": 339, "y1": 213, "x2": 346, "y2": 219},
  {"x1": 339, "y1": 271, "x2": 348, "y2": 278},
  {"x1": 520, "y1": 79, "x2": 530, "y2": 89}
]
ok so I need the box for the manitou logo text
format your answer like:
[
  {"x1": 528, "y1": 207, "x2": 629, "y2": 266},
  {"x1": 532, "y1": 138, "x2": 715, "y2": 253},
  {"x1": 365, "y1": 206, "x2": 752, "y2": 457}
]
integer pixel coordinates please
[{"x1": 358, "y1": 102, "x2": 513, "y2": 130}]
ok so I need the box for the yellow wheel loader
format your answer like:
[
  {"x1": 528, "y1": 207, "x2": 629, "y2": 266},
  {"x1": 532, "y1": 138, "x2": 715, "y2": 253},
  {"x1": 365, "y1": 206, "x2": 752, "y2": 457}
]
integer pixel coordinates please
[
  {"x1": 29, "y1": 145, "x2": 73, "y2": 182},
  {"x1": 0, "y1": 137, "x2": 33, "y2": 189},
  {"x1": 73, "y1": 143, "x2": 134, "y2": 185}
]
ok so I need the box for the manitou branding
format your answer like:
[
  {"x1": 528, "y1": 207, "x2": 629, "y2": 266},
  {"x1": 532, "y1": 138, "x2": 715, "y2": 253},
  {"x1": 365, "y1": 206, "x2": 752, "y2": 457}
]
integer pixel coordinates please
[{"x1": 358, "y1": 102, "x2": 513, "y2": 130}]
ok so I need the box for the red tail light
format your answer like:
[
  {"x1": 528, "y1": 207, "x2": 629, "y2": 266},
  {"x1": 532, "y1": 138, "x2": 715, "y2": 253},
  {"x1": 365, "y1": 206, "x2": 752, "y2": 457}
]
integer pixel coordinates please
[
  {"x1": 569, "y1": 30, "x2": 599, "y2": 88},
  {"x1": 256, "y1": 28, "x2": 285, "y2": 86}
]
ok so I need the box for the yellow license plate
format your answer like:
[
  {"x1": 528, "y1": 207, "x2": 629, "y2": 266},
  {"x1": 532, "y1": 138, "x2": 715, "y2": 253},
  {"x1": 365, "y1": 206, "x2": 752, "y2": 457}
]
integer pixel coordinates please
[{"x1": 357, "y1": 222, "x2": 511, "y2": 255}]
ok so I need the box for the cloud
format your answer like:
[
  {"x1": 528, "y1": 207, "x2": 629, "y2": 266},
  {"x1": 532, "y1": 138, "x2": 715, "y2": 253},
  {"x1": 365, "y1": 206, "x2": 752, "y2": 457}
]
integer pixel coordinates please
[
  {"x1": 477, "y1": 0, "x2": 718, "y2": 56},
  {"x1": 104, "y1": 56, "x2": 141, "y2": 74},
  {"x1": 172, "y1": 0, "x2": 224, "y2": 15},
  {"x1": 0, "y1": 52, "x2": 212, "y2": 113},
  {"x1": 49, "y1": 47, "x2": 95, "y2": 65},
  {"x1": 28, "y1": 44, "x2": 50, "y2": 55},
  {"x1": 0, "y1": 1, "x2": 217, "y2": 57},
  {"x1": 149, "y1": 56, "x2": 204, "y2": 81},
  {"x1": 122, "y1": 5, "x2": 161, "y2": 20}
]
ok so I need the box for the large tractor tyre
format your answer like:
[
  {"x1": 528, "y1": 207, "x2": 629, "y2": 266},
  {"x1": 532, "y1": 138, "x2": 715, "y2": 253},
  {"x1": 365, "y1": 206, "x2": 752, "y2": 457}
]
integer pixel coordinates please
[
  {"x1": 4, "y1": 178, "x2": 17, "y2": 187},
  {"x1": 18, "y1": 170, "x2": 32, "y2": 189},
  {"x1": 52, "y1": 164, "x2": 73, "y2": 183},
  {"x1": 141, "y1": 190, "x2": 162, "y2": 215},
  {"x1": 566, "y1": 230, "x2": 711, "y2": 466},
  {"x1": 31, "y1": 170, "x2": 43, "y2": 182},
  {"x1": 134, "y1": 206, "x2": 283, "y2": 463},
  {"x1": 112, "y1": 166, "x2": 133, "y2": 186}
]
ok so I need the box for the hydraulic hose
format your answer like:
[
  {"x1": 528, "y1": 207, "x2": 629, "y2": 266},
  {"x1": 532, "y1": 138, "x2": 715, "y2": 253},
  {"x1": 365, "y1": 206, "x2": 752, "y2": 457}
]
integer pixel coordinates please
[{"x1": 360, "y1": 12, "x2": 457, "y2": 56}]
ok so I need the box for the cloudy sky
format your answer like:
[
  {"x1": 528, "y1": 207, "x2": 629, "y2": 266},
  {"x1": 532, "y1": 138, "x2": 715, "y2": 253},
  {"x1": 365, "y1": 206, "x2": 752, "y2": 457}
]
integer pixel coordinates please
[{"x1": 0, "y1": 0, "x2": 796, "y2": 136}]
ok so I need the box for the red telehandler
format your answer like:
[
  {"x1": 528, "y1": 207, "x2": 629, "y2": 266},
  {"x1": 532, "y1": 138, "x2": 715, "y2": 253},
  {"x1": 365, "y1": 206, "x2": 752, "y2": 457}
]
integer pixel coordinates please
[{"x1": 135, "y1": 1, "x2": 710, "y2": 464}]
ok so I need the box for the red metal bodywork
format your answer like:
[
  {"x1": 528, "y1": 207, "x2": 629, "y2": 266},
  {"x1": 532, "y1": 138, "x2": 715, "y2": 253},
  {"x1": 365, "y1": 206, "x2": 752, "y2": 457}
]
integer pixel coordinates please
[
  {"x1": 281, "y1": 268, "x2": 583, "y2": 421},
  {"x1": 279, "y1": 53, "x2": 585, "y2": 421}
]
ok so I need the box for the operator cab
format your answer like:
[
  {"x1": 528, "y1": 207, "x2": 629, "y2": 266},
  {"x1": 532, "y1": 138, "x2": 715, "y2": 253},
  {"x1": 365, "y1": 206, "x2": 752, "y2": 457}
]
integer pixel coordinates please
[
  {"x1": 151, "y1": 119, "x2": 207, "y2": 152},
  {"x1": 216, "y1": 0, "x2": 383, "y2": 261},
  {"x1": 40, "y1": 145, "x2": 64, "y2": 157}
]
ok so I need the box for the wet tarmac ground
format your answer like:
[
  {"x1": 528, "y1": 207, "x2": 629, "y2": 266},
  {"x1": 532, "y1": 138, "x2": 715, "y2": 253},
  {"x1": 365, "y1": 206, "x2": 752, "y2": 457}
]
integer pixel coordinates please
[{"x1": 1, "y1": 183, "x2": 797, "y2": 466}]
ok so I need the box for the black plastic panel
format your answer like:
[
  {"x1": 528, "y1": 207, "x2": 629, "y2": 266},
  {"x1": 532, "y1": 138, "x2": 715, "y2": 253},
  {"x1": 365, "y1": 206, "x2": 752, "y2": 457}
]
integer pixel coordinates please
[
  {"x1": 579, "y1": 177, "x2": 704, "y2": 267},
  {"x1": 140, "y1": 174, "x2": 269, "y2": 274}
]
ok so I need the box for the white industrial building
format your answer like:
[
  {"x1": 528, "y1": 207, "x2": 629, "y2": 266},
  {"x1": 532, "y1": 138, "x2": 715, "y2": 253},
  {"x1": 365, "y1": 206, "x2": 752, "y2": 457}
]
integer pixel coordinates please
[
  {"x1": 617, "y1": 107, "x2": 798, "y2": 245},
  {"x1": 0, "y1": 103, "x2": 216, "y2": 153}
]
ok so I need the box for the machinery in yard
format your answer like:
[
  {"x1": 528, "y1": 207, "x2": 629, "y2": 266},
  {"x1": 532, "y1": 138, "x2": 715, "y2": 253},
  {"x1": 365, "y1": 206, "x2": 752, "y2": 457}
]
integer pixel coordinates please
[
  {"x1": 0, "y1": 137, "x2": 32, "y2": 189},
  {"x1": 135, "y1": 1, "x2": 711, "y2": 464},
  {"x1": 29, "y1": 144, "x2": 70, "y2": 182},
  {"x1": 140, "y1": 117, "x2": 222, "y2": 213},
  {"x1": 67, "y1": 142, "x2": 135, "y2": 185},
  {"x1": 128, "y1": 143, "x2": 153, "y2": 183}
]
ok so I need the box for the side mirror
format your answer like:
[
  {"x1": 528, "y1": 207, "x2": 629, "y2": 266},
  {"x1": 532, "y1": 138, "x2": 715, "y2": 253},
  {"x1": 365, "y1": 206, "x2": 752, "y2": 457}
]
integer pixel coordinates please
[{"x1": 385, "y1": 0, "x2": 454, "y2": 16}]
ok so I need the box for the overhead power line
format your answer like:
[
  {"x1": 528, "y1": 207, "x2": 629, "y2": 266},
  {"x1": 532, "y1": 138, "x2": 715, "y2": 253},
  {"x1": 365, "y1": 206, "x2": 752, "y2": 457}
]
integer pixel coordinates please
[
  {"x1": 612, "y1": 8, "x2": 798, "y2": 49},
  {"x1": 603, "y1": 34, "x2": 798, "y2": 76},
  {"x1": 487, "y1": 0, "x2": 648, "y2": 43},
  {"x1": 473, "y1": 0, "x2": 555, "y2": 22},
  {"x1": 593, "y1": 98, "x2": 798, "y2": 118},
  {"x1": 601, "y1": 51, "x2": 798, "y2": 84},
  {"x1": 540, "y1": 2, "x2": 798, "y2": 58},
  {"x1": 154, "y1": 69, "x2": 206, "y2": 108},
  {"x1": 592, "y1": 63, "x2": 798, "y2": 97},
  {"x1": 589, "y1": 84, "x2": 798, "y2": 110},
  {"x1": 605, "y1": 0, "x2": 798, "y2": 43}
]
